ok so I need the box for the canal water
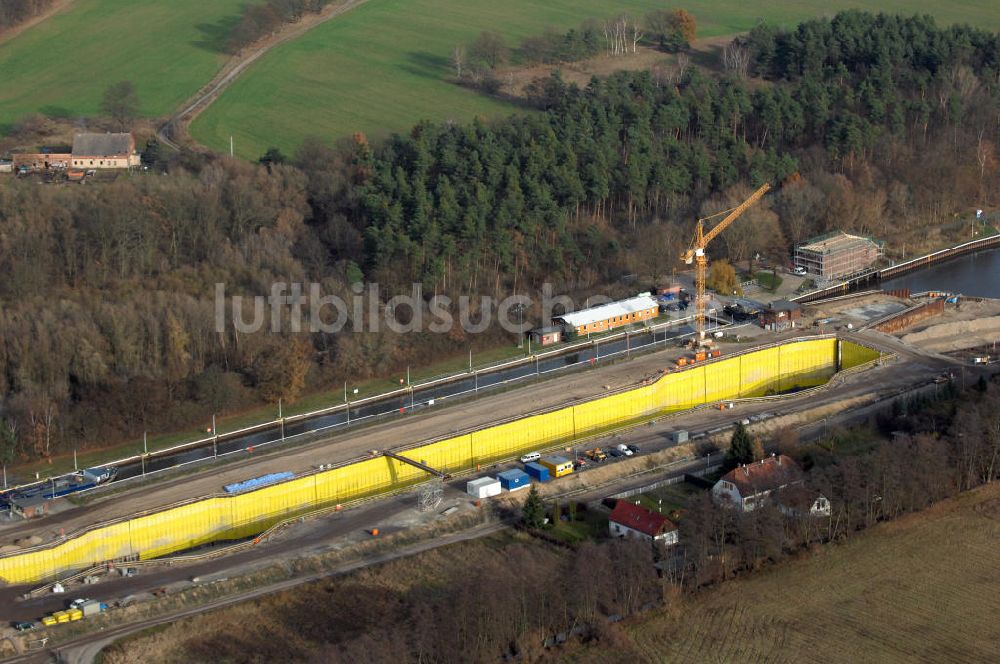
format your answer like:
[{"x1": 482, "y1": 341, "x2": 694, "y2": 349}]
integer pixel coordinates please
[{"x1": 881, "y1": 246, "x2": 1000, "y2": 298}]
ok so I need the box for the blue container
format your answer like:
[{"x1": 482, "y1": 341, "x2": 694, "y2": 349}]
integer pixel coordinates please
[
  {"x1": 497, "y1": 469, "x2": 531, "y2": 491},
  {"x1": 523, "y1": 463, "x2": 550, "y2": 482}
]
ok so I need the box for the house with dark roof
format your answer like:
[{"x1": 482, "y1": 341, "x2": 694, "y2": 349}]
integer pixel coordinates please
[
  {"x1": 608, "y1": 500, "x2": 678, "y2": 544},
  {"x1": 71, "y1": 133, "x2": 140, "y2": 169},
  {"x1": 759, "y1": 300, "x2": 802, "y2": 331},
  {"x1": 712, "y1": 454, "x2": 827, "y2": 514},
  {"x1": 774, "y1": 485, "x2": 831, "y2": 517}
]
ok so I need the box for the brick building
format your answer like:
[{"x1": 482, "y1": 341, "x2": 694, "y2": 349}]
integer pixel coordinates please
[
  {"x1": 71, "y1": 132, "x2": 141, "y2": 169},
  {"x1": 12, "y1": 133, "x2": 140, "y2": 173},
  {"x1": 12, "y1": 149, "x2": 72, "y2": 171},
  {"x1": 794, "y1": 231, "x2": 883, "y2": 280},
  {"x1": 758, "y1": 300, "x2": 802, "y2": 331}
]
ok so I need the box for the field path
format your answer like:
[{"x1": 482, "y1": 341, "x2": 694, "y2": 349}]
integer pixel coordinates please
[
  {"x1": 159, "y1": 0, "x2": 372, "y2": 150},
  {"x1": 0, "y1": 0, "x2": 75, "y2": 46}
]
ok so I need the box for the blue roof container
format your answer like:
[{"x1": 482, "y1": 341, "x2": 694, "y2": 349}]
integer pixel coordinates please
[
  {"x1": 497, "y1": 469, "x2": 531, "y2": 491},
  {"x1": 523, "y1": 462, "x2": 550, "y2": 482}
]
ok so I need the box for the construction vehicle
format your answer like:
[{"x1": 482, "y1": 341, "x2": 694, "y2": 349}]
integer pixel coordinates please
[
  {"x1": 681, "y1": 183, "x2": 771, "y2": 342},
  {"x1": 586, "y1": 448, "x2": 607, "y2": 462}
]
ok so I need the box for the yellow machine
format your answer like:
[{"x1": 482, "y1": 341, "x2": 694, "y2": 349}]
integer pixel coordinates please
[{"x1": 682, "y1": 182, "x2": 771, "y2": 341}]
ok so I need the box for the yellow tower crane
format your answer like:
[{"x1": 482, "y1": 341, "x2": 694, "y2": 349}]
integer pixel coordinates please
[{"x1": 682, "y1": 182, "x2": 771, "y2": 341}]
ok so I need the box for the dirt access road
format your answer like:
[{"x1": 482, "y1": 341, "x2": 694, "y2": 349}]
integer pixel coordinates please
[
  {"x1": 0, "y1": 0, "x2": 75, "y2": 47},
  {"x1": 159, "y1": 0, "x2": 371, "y2": 149}
]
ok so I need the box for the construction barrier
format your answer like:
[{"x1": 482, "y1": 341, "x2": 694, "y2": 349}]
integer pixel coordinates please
[{"x1": 0, "y1": 338, "x2": 879, "y2": 584}]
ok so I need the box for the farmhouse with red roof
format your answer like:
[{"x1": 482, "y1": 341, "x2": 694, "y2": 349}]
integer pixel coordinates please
[{"x1": 608, "y1": 500, "x2": 679, "y2": 544}]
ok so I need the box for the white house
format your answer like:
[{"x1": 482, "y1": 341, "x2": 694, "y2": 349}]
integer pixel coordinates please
[
  {"x1": 608, "y1": 500, "x2": 679, "y2": 544},
  {"x1": 712, "y1": 454, "x2": 829, "y2": 515},
  {"x1": 775, "y1": 485, "x2": 832, "y2": 517}
]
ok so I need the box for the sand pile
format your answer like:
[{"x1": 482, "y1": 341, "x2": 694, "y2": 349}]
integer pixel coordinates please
[{"x1": 901, "y1": 315, "x2": 1000, "y2": 352}]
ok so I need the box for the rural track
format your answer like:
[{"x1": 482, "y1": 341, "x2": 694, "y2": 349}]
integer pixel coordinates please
[
  {"x1": 7, "y1": 522, "x2": 505, "y2": 664},
  {"x1": 157, "y1": 0, "x2": 371, "y2": 151}
]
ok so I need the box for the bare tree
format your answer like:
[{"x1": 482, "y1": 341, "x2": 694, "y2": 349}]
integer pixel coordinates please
[
  {"x1": 631, "y1": 22, "x2": 643, "y2": 53},
  {"x1": 451, "y1": 44, "x2": 466, "y2": 79},
  {"x1": 723, "y1": 40, "x2": 751, "y2": 80},
  {"x1": 675, "y1": 52, "x2": 691, "y2": 82},
  {"x1": 977, "y1": 129, "x2": 996, "y2": 202},
  {"x1": 604, "y1": 14, "x2": 635, "y2": 56}
]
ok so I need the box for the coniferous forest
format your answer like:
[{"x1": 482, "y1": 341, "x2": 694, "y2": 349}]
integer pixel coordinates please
[{"x1": 1, "y1": 11, "x2": 998, "y2": 461}]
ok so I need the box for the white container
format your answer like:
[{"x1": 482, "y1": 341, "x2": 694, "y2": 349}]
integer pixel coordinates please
[{"x1": 466, "y1": 477, "x2": 502, "y2": 499}]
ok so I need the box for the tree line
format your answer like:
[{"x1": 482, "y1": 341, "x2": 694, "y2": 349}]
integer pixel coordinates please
[
  {"x1": 226, "y1": 0, "x2": 334, "y2": 53},
  {"x1": 452, "y1": 9, "x2": 696, "y2": 92},
  {"x1": 1, "y1": 11, "x2": 999, "y2": 463},
  {"x1": 0, "y1": 0, "x2": 54, "y2": 33},
  {"x1": 679, "y1": 377, "x2": 1000, "y2": 586}
]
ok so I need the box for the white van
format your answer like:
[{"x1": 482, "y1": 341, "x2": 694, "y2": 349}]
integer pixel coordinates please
[
  {"x1": 616, "y1": 444, "x2": 633, "y2": 456},
  {"x1": 519, "y1": 451, "x2": 541, "y2": 464}
]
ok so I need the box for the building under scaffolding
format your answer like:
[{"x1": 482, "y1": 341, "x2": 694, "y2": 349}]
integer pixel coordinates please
[{"x1": 794, "y1": 231, "x2": 883, "y2": 280}]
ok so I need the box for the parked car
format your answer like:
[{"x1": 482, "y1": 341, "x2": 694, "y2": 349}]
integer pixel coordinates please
[
  {"x1": 573, "y1": 458, "x2": 588, "y2": 469},
  {"x1": 12, "y1": 621, "x2": 36, "y2": 632},
  {"x1": 519, "y1": 451, "x2": 541, "y2": 464},
  {"x1": 626, "y1": 444, "x2": 640, "y2": 454},
  {"x1": 608, "y1": 448, "x2": 623, "y2": 458},
  {"x1": 69, "y1": 598, "x2": 91, "y2": 610},
  {"x1": 616, "y1": 444, "x2": 633, "y2": 456},
  {"x1": 793, "y1": 266, "x2": 807, "y2": 275}
]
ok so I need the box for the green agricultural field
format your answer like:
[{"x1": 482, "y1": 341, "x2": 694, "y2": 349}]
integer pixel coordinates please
[
  {"x1": 192, "y1": 0, "x2": 1000, "y2": 159},
  {"x1": 0, "y1": 0, "x2": 246, "y2": 133}
]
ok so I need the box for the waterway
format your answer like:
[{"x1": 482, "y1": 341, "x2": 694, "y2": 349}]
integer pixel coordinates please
[{"x1": 881, "y1": 245, "x2": 1000, "y2": 298}]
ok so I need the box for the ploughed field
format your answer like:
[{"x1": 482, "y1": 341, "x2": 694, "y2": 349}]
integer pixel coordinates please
[
  {"x1": 191, "y1": 0, "x2": 1000, "y2": 158},
  {"x1": 597, "y1": 482, "x2": 1000, "y2": 663}
]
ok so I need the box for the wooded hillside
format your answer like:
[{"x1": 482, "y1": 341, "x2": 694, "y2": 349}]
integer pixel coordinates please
[{"x1": 1, "y1": 11, "x2": 998, "y2": 462}]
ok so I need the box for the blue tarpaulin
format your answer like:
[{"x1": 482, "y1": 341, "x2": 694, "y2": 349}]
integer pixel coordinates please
[{"x1": 224, "y1": 472, "x2": 295, "y2": 494}]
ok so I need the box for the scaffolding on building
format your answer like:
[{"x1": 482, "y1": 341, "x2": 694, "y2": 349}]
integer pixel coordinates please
[{"x1": 794, "y1": 231, "x2": 884, "y2": 280}]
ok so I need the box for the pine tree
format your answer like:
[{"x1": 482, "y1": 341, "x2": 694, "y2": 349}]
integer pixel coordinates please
[
  {"x1": 522, "y1": 484, "x2": 545, "y2": 529},
  {"x1": 727, "y1": 422, "x2": 754, "y2": 468}
]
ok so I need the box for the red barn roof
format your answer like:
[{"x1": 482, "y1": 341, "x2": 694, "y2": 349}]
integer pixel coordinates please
[{"x1": 609, "y1": 500, "x2": 676, "y2": 537}]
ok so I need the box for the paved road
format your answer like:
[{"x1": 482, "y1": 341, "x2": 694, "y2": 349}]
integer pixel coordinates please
[
  {"x1": 1, "y1": 316, "x2": 707, "y2": 518},
  {"x1": 1, "y1": 334, "x2": 969, "y2": 660},
  {"x1": 5, "y1": 522, "x2": 506, "y2": 664}
]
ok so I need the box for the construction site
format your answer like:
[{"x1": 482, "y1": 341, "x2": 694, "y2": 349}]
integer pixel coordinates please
[{"x1": 0, "y1": 183, "x2": 997, "y2": 662}]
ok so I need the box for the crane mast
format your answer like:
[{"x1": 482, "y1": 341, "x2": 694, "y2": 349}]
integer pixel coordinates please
[{"x1": 682, "y1": 183, "x2": 771, "y2": 341}]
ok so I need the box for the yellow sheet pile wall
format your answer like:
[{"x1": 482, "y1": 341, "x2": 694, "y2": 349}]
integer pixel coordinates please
[{"x1": 0, "y1": 339, "x2": 878, "y2": 584}]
